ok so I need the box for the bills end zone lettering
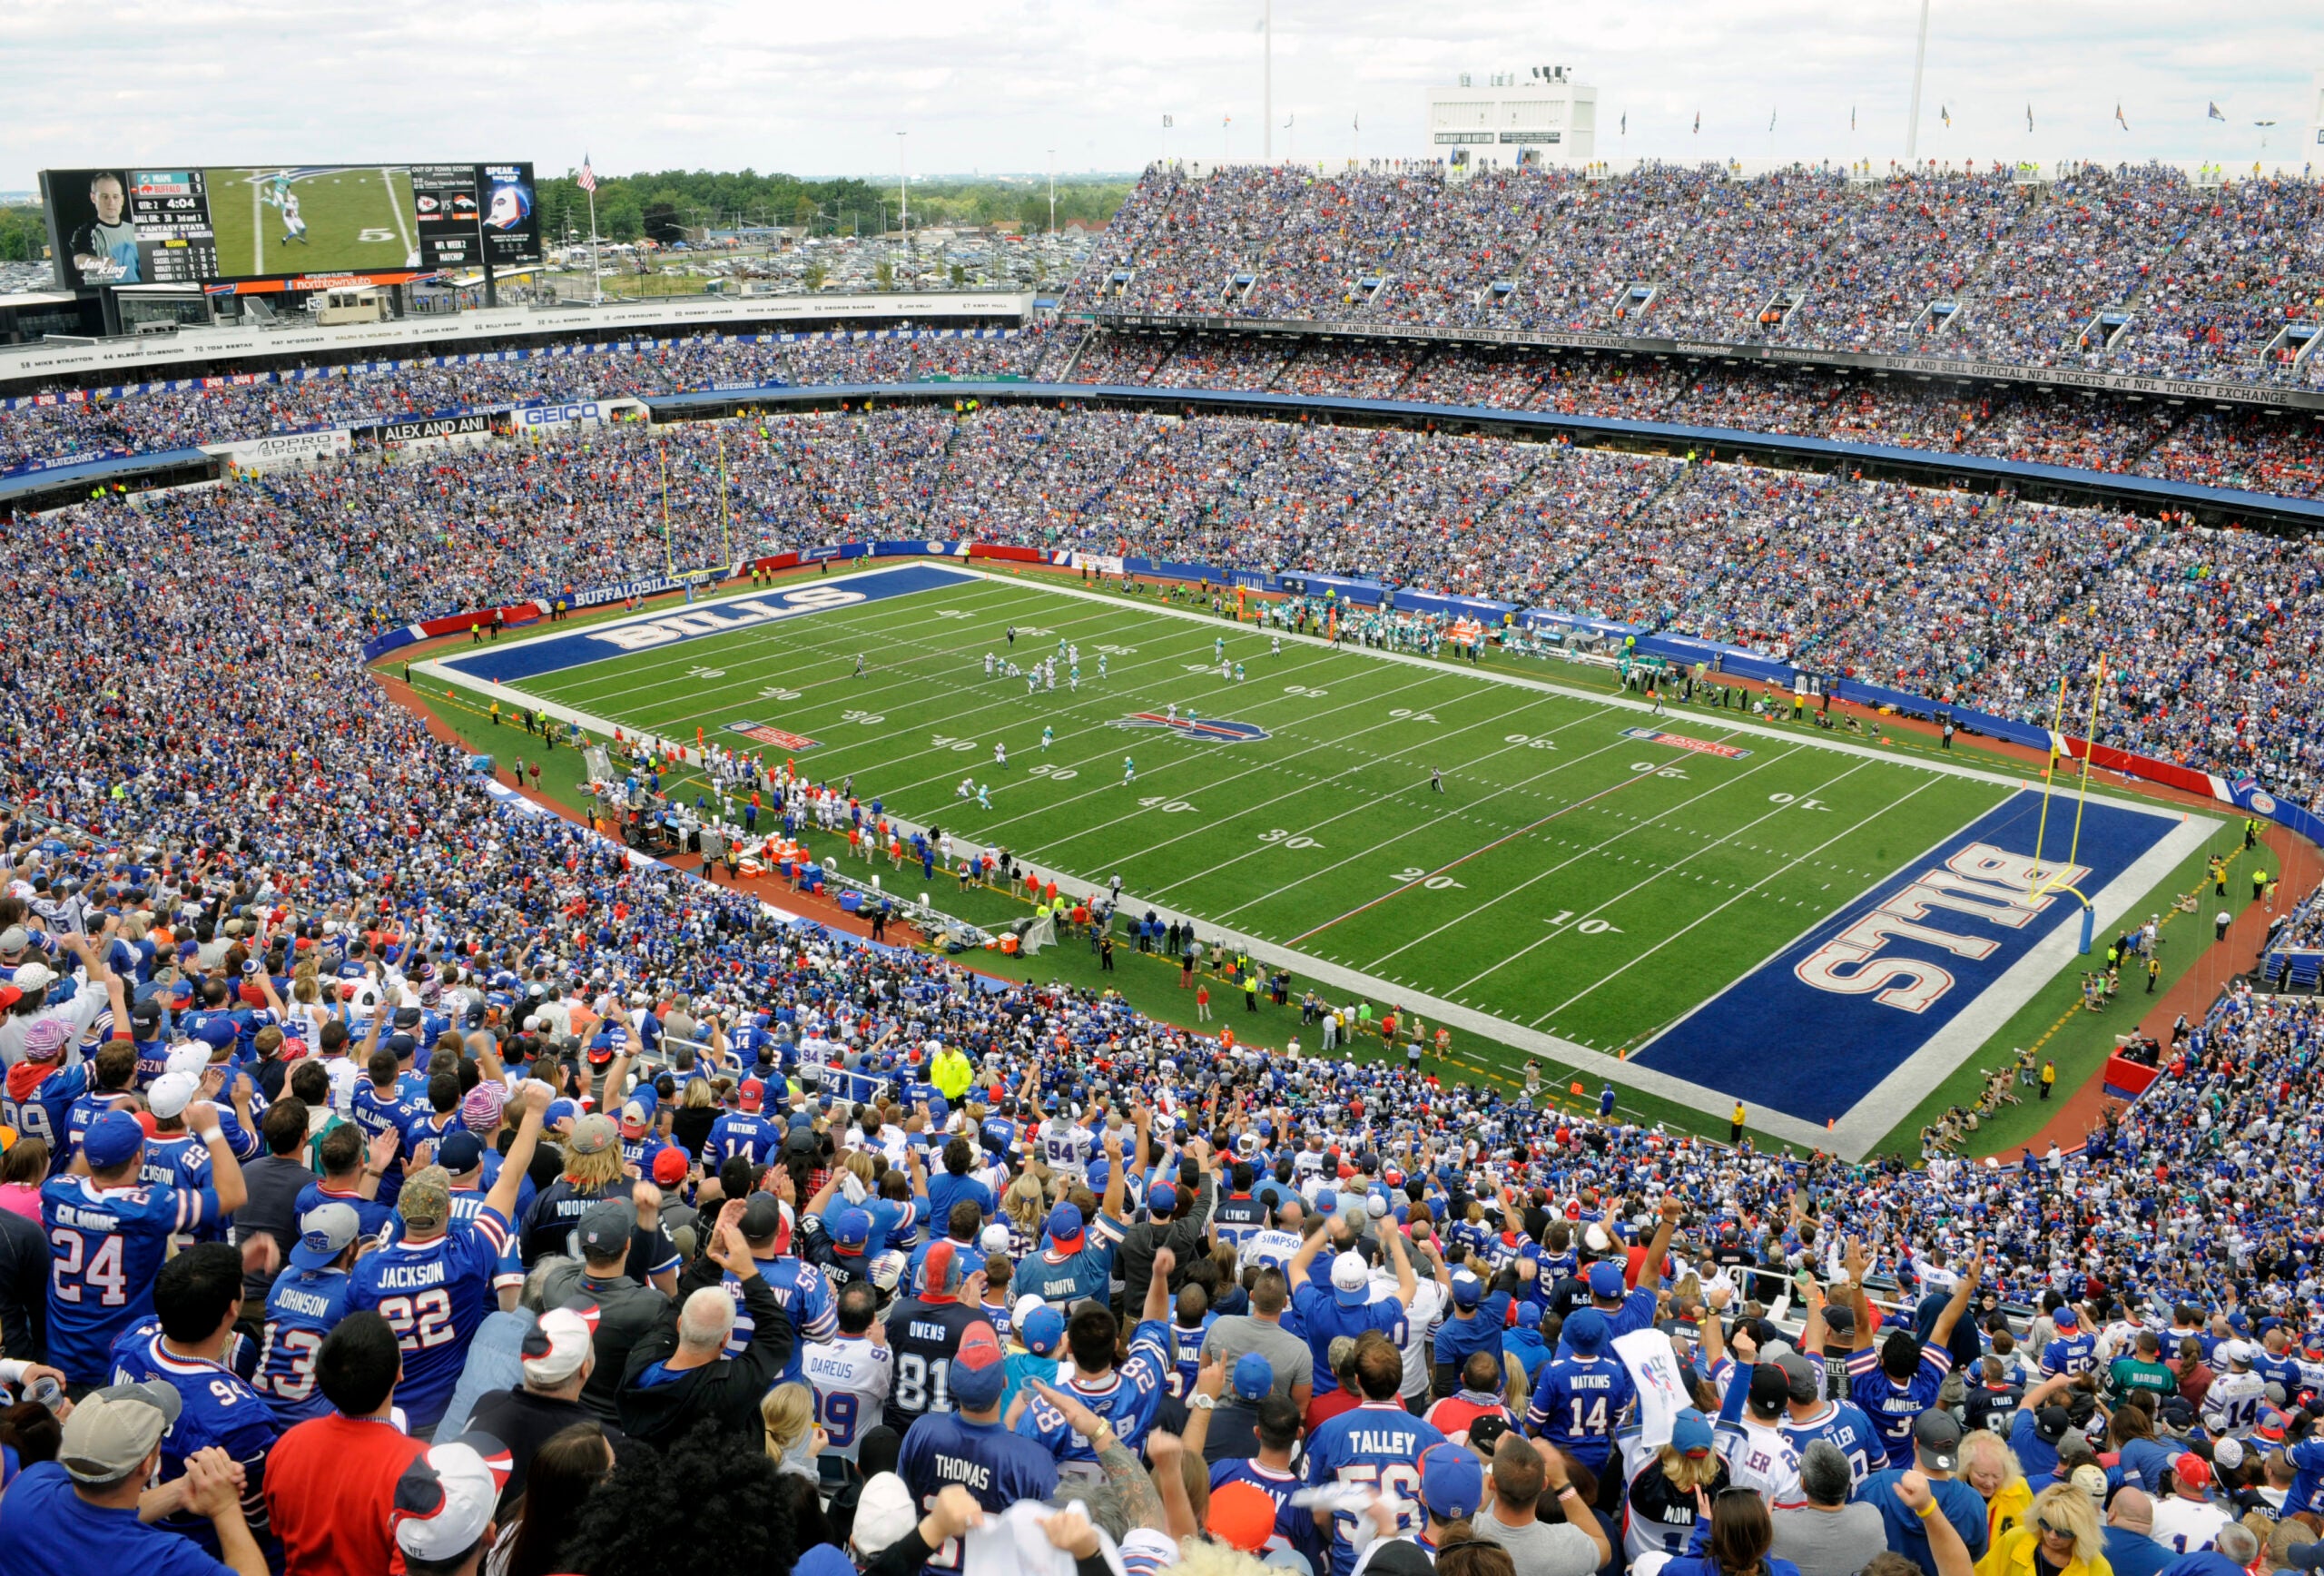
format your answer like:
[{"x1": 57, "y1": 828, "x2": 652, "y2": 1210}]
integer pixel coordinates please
[{"x1": 1630, "y1": 789, "x2": 2195, "y2": 1132}]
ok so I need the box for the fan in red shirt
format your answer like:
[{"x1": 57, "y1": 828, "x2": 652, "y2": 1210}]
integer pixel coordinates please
[
  {"x1": 264, "y1": 1310, "x2": 429, "y2": 1576},
  {"x1": 1423, "y1": 1351, "x2": 1522, "y2": 1443}
]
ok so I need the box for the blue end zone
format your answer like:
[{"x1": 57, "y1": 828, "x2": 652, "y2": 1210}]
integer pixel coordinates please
[
  {"x1": 433, "y1": 565, "x2": 980, "y2": 685},
  {"x1": 1630, "y1": 791, "x2": 2177, "y2": 1125}
]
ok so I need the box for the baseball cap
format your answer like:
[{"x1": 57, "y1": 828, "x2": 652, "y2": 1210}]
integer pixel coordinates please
[
  {"x1": 398, "y1": 1167, "x2": 453, "y2": 1236},
  {"x1": 652, "y1": 1147, "x2": 689, "y2": 1187},
  {"x1": 392, "y1": 1435, "x2": 513, "y2": 1564},
  {"x1": 1671, "y1": 1409, "x2": 1715, "y2": 1458},
  {"x1": 2221, "y1": 1339, "x2": 2256, "y2": 1366},
  {"x1": 1365, "y1": 1543, "x2": 1437, "y2": 1576},
  {"x1": 290, "y1": 1202, "x2": 361, "y2": 1272},
  {"x1": 2069, "y1": 1463, "x2": 2108, "y2": 1503},
  {"x1": 1331, "y1": 1250, "x2": 1372, "y2": 1305},
  {"x1": 832, "y1": 1208, "x2": 872, "y2": 1250},
  {"x1": 520, "y1": 1307, "x2": 596, "y2": 1386},
  {"x1": 2053, "y1": 1306, "x2": 2078, "y2": 1329},
  {"x1": 436, "y1": 1130, "x2": 485, "y2": 1176},
  {"x1": 1748, "y1": 1364, "x2": 1790, "y2": 1414},
  {"x1": 58, "y1": 1380, "x2": 182, "y2": 1483},
  {"x1": 544, "y1": 1098, "x2": 580, "y2": 1130},
  {"x1": 852, "y1": 1473, "x2": 919, "y2": 1559},
  {"x1": 739, "y1": 1194, "x2": 784, "y2": 1241},
  {"x1": 567, "y1": 1114, "x2": 617, "y2": 1156},
  {"x1": 147, "y1": 1069, "x2": 202, "y2": 1120},
  {"x1": 1046, "y1": 1202, "x2": 1085, "y2": 1249},
  {"x1": 19, "y1": 1018, "x2": 69, "y2": 1063},
  {"x1": 0, "y1": 925, "x2": 28, "y2": 954},
  {"x1": 1563, "y1": 1307, "x2": 1610, "y2": 1355},
  {"x1": 1467, "y1": 1413, "x2": 1513, "y2": 1455},
  {"x1": 950, "y1": 1320, "x2": 1008, "y2": 1410},
  {"x1": 1207, "y1": 1481, "x2": 1279, "y2": 1554},
  {"x1": 82, "y1": 1109, "x2": 144, "y2": 1170},
  {"x1": 2213, "y1": 1437, "x2": 2246, "y2": 1472},
  {"x1": 1777, "y1": 1351, "x2": 1820, "y2": 1404},
  {"x1": 1233, "y1": 1352, "x2": 1275, "y2": 1402},
  {"x1": 1589, "y1": 1262, "x2": 1627, "y2": 1298},
  {"x1": 577, "y1": 1199, "x2": 636, "y2": 1257},
  {"x1": 10, "y1": 961, "x2": 55, "y2": 992},
  {"x1": 618, "y1": 1100, "x2": 650, "y2": 1139},
  {"x1": 1021, "y1": 1305, "x2": 1066, "y2": 1356},
  {"x1": 1147, "y1": 1182, "x2": 1178, "y2": 1216},
  {"x1": 980, "y1": 1222, "x2": 1013, "y2": 1256},
  {"x1": 163, "y1": 1043, "x2": 210, "y2": 1078},
  {"x1": 2171, "y1": 1453, "x2": 2212, "y2": 1490},
  {"x1": 1419, "y1": 1441, "x2": 1485, "y2": 1521},
  {"x1": 737, "y1": 1078, "x2": 765, "y2": 1111},
  {"x1": 1451, "y1": 1271, "x2": 1483, "y2": 1309},
  {"x1": 2034, "y1": 1405, "x2": 2072, "y2": 1444},
  {"x1": 1914, "y1": 1408, "x2": 1963, "y2": 1472}
]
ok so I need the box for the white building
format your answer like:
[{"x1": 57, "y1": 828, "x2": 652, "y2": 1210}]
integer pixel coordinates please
[{"x1": 1426, "y1": 65, "x2": 1598, "y2": 170}]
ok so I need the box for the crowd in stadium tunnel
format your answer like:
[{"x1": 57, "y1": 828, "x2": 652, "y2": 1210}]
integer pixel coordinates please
[{"x1": 10, "y1": 163, "x2": 2324, "y2": 1576}]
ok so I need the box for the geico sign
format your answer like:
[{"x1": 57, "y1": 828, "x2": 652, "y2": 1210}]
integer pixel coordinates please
[{"x1": 515, "y1": 402, "x2": 605, "y2": 428}]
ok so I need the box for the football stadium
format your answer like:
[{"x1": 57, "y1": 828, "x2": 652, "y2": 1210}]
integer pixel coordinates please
[{"x1": 5, "y1": 13, "x2": 2324, "y2": 1576}]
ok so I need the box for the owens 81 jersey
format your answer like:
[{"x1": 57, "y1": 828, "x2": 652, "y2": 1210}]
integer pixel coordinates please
[{"x1": 884, "y1": 1296, "x2": 989, "y2": 1434}]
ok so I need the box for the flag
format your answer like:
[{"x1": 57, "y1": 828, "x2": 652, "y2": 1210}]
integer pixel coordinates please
[
  {"x1": 1850, "y1": 106, "x2": 1856, "y2": 131},
  {"x1": 1162, "y1": 114, "x2": 1174, "y2": 129},
  {"x1": 576, "y1": 154, "x2": 598, "y2": 195},
  {"x1": 1223, "y1": 113, "x2": 1231, "y2": 126},
  {"x1": 2208, "y1": 101, "x2": 2226, "y2": 122},
  {"x1": 1940, "y1": 104, "x2": 1951, "y2": 128},
  {"x1": 1693, "y1": 111, "x2": 1700, "y2": 133},
  {"x1": 1768, "y1": 108, "x2": 1777, "y2": 132},
  {"x1": 2026, "y1": 103, "x2": 2034, "y2": 132},
  {"x1": 1620, "y1": 113, "x2": 1627, "y2": 135},
  {"x1": 1254, "y1": 15, "x2": 1265, "y2": 29},
  {"x1": 1285, "y1": 113, "x2": 1293, "y2": 128},
  {"x1": 1353, "y1": 113, "x2": 1360, "y2": 130},
  {"x1": 2116, "y1": 103, "x2": 2128, "y2": 130}
]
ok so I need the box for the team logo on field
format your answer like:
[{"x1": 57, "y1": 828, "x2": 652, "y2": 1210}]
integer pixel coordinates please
[
  {"x1": 1113, "y1": 712, "x2": 1271, "y2": 743},
  {"x1": 727, "y1": 721, "x2": 820, "y2": 750},
  {"x1": 1620, "y1": 727, "x2": 1752, "y2": 760}
]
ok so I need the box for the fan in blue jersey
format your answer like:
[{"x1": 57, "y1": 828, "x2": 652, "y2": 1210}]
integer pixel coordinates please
[
  {"x1": 108, "y1": 1242, "x2": 278, "y2": 1556},
  {"x1": 252, "y1": 1202, "x2": 363, "y2": 1428},
  {"x1": 2040, "y1": 1305, "x2": 2099, "y2": 1379},
  {"x1": 719, "y1": 1194, "x2": 837, "y2": 1379},
  {"x1": 1210, "y1": 1163, "x2": 1271, "y2": 1250},
  {"x1": 1305, "y1": 1332, "x2": 1453, "y2": 1576},
  {"x1": 1527, "y1": 1307, "x2": 1638, "y2": 1478},
  {"x1": 348, "y1": 1080, "x2": 550, "y2": 1432},
  {"x1": 1556, "y1": 1198, "x2": 1685, "y2": 1358},
  {"x1": 883, "y1": 1239, "x2": 995, "y2": 1435},
  {"x1": 1289, "y1": 1225, "x2": 1417, "y2": 1397},
  {"x1": 1, "y1": 1017, "x2": 89, "y2": 1160},
  {"x1": 701, "y1": 1079, "x2": 782, "y2": 1167},
  {"x1": 41, "y1": 1101, "x2": 247, "y2": 1384},
  {"x1": 350, "y1": 1050, "x2": 425, "y2": 1208},
  {"x1": 1020, "y1": 1138, "x2": 1130, "y2": 1307},
  {"x1": 1013, "y1": 1243, "x2": 1179, "y2": 1467},
  {"x1": 1776, "y1": 1362, "x2": 1885, "y2": 1486},
  {"x1": 293, "y1": 1119, "x2": 401, "y2": 1243},
  {"x1": 1840, "y1": 1241, "x2": 1978, "y2": 1470},
  {"x1": 899, "y1": 1319, "x2": 1059, "y2": 1575}
]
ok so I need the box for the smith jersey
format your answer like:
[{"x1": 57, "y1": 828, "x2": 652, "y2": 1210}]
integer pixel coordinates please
[
  {"x1": 1305, "y1": 1400, "x2": 1452, "y2": 1576},
  {"x1": 884, "y1": 1296, "x2": 990, "y2": 1434},
  {"x1": 1015, "y1": 1318, "x2": 1174, "y2": 1468},
  {"x1": 40, "y1": 1176, "x2": 216, "y2": 1384},
  {"x1": 111, "y1": 1331, "x2": 278, "y2": 1554},
  {"x1": 346, "y1": 1203, "x2": 514, "y2": 1431},
  {"x1": 1779, "y1": 1399, "x2": 1885, "y2": 1485},
  {"x1": 720, "y1": 1255, "x2": 838, "y2": 1377},
  {"x1": 1529, "y1": 1351, "x2": 1638, "y2": 1469},
  {"x1": 899, "y1": 1413, "x2": 1061, "y2": 1574},
  {"x1": 1847, "y1": 1345, "x2": 1954, "y2": 1469},
  {"x1": 803, "y1": 1335, "x2": 893, "y2": 1460},
  {"x1": 253, "y1": 1266, "x2": 355, "y2": 1429}
]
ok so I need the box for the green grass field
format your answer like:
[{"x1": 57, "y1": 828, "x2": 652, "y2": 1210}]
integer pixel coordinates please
[
  {"x1": 204, "y1": 166, "x2": 418, "y2": 278},
  {"x1": 419, "y1": 564, "x2": 2180, "y2": 1151}
]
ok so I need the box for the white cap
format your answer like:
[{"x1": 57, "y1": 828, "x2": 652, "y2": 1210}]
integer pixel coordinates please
[
  {"x1": 163, "y1": 1043, "x2": 211, "y2": 1078},
  {"x1": 392, "y1": 1437, "x2": 509, "y2": 1562},
  {"x1": 980, "y1": 1222, "x2": 1014, "y2": 1256},
  {"x1": 1331, "y1": 1250, "x2": 1370, "y2": 1294},
  {"x1": 2213, "y1": 1436, "x2": 2246, "y2": 1471},
  {"x1": 519, "y1": 1307, "x2": 596, "y2": 1386},
  {"x1": 148, "y1": 1069, "x2": 202, "y2": 1120},
  {"x1": 2222, "y1": 1340, "x2": 2257, "y2": 1366}
]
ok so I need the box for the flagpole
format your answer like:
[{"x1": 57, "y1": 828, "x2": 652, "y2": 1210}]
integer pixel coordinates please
[
  {"x1": 1263, "y1": 0, "x2": 1273, "y2": 163},
  {"x1": 1905, "y1": 0, "x2": 1930, "y2": 162},
  {"x1": 586, "y1": 185, "x2": 601, "y2": 306}
]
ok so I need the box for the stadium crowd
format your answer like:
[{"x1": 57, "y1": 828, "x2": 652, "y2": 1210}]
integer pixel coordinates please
[{"x1": 0, "y1": 368, "x2": 2319, "y2": 1576}]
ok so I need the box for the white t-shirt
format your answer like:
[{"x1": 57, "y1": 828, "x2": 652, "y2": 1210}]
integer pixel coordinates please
[{"x1": 2148, "y1": 1496, "x2": 2230, "y2": 1555}]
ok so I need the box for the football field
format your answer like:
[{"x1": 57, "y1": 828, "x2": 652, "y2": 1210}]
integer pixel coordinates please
[
  {"x1": 204, "y1": 166, "x2": 419, "y2": 278},
  {"x1": 418, "y1": 564, "x2": 2213, "y2": 1157}
]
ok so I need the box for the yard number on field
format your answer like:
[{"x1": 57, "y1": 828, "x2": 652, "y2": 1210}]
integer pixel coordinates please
[
  {"x1": 1630, "y1": 760, "x2": 1687, "y2": 779},
  {"x1": 1768, "y1": 793, "x2": 1832, "y2": 811},
  {"x1": 1390, "y1": 866, "x2": 1466, "y2": 891},
  {"x1": 1259, "y1": 828, "x2": 1323, "y2": 850},
  {"x1": 1028, "y1": 763, "x2": 1078, "y2": 782},
  {"x1": 1390, "y1": 709, "x2": 1439, "y2": 724},
  {"x1": 1137, "y1": 796, "x2": 1199, "y2": 813},
  {"x1": 759, "y1": 687, "x2": 802, "y2": 702},
  {"x1": 840, "y1": 708, "x2": 885, "y2": 724},
  {"x1": 1506, "y1": 734, "x2": 1559, "y2": 750},
  {"x1": 1283, "y1": 685, "x2": 1329, "y2": 698},
  {"x1": 1545, "y1": 910, "x2": 1623, "y2": 935}
]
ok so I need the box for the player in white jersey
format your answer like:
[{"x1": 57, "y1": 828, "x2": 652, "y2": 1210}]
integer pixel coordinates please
[
  {"x1": 1238, "y1": 1226, "x2": 1303, "y2": 1274},
  {"x1": 803, "y1": 1283, "x2": 895, "y2": 1464},
  {"x1": 1037, "y1": 1113, "x2": 1096, "y2": 1179},
  {"x1": 2201, "y1": 1342, "x2": 2269, "y2": 1435},
  {"x1": 280, "y1": 194, "x2": 307, "y2": 245},
  {"x1": 1715, "y1": 1361, "x2": 1806, "y2": 1510}
]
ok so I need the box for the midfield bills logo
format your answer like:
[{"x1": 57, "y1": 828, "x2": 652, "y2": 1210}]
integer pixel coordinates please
[{"x1": 1112, "y1": 713, "x2": 1272, "y2": 743}]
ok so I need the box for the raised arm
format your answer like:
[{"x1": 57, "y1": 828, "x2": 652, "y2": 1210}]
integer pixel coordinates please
[
  {"x1": 485, "y1": 1082, "x2": 552, "y2": 1223},
  {"x1": 1638, "y1": 1193, "x2": 1683, "y2": 1293},
  {"x1": 1930, "y1": 1250, "x2": 1981, "y2": 1347}
]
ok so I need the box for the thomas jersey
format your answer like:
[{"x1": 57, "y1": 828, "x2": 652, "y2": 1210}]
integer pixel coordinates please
[
  {"x1": 803, "y1": 1335, "x2": 894, "y2": 1461},
  {"x1": 40, "y1": 1176, "x2": 215, "y2": 1384},
  {"x1": 1779, "y1": 1399, "x2": 1885, "y2": 1485},
  {"x1": 346, "y1": 1204, "x2": 514, "y2": 1430},
  {"x1": 899, "y1": 1413, "x2": 1061, "y2": 1574},
  {"x1": 721, "y1": 1256, "x2": 838, "y2": 1376},
  {"x1": 885, "y1": 1297, "x2": 990, "y2": 1434},
  {"x1": 252, "y1": 1267, "x2": 354, "y2": 1428},
  {"x1": 1015, "y1": 1318, "x2": 1174, "y2": 1468},
  {"x1": 1305, "y1": 1400, "x2": 1452, "y2": 1576}
]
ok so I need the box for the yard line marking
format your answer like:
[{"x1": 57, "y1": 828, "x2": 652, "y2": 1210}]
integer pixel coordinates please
[{"x1": 382, "y1": 168, "x2": 415, "y2": 261}]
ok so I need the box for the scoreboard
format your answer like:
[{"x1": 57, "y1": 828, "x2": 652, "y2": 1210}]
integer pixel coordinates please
[{"x1": 41, "y1": 162, "x2": 540, "y2": 292}]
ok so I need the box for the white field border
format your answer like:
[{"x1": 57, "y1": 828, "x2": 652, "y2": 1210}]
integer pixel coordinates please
[{"x1": 410, "y1": 562, "x2": 2220, "y2": 1157}]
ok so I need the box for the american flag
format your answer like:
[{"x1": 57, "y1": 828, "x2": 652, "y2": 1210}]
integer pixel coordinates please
[{"x1": 576, "y1": 154, "x2": 598, "y2": 194}]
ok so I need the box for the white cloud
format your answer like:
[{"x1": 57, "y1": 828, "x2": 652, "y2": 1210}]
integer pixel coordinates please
[{"x1": 3, "y1": 0, "x2": 2319, "y2": 187}]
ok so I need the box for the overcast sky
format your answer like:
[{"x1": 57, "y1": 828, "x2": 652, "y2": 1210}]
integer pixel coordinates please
[{"x1": 5, "y1": 0, "x2": 2321, "y2": 189}]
